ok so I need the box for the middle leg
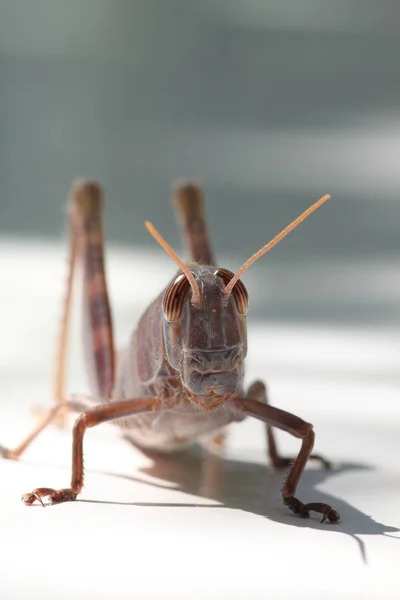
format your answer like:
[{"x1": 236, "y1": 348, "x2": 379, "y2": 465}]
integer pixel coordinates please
[{"x1": 247, "y1": 380, "x2": 331, "y2": 469}]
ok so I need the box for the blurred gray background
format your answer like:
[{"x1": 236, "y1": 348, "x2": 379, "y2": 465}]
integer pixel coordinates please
[{"x1": 1, "y1": 0, "x2": 399, "y2": 326}]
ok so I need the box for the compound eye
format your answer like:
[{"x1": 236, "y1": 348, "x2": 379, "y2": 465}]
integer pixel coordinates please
[
  {"x1": 214, "y1": 268, "x2": 249, "y2": 315},
  {"x1": 163, "y1": 274, "x2": 191, "y2": 321}
]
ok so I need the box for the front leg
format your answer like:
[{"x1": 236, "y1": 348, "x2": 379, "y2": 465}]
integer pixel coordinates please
[
  {"x1": 230, "y1": 396, "x2": 340, "y2": 523},
  {"x1": 22, "y1": 397, "x2": 164, "y2": 506},
  {"x1": 247, "y1": 380, "x2": 330, "y2": 469}
]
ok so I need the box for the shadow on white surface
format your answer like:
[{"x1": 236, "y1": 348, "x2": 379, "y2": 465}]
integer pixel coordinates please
[
  {"x1": 12, "y1": 440, "x2": 400, "y2": 568},
  {"x1": 1, "y1": 238, "x2": 400, "y2": 599},
  {"x1": 108, "y1": 452, "x2": 398, "y2": 561}
]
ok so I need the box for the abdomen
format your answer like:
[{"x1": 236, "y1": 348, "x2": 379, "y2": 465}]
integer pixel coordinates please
[{"x1": 122, "y1": 402, "x2": 242, "y2": 452}]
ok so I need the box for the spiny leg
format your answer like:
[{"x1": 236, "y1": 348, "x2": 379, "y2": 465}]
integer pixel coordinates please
[
  {"x1": 29, "y1": 203, "x2": 79, "y2": 428},
  {"x1": 30, "y1": 182, "x2": 81, "y2": 428},
  {"x1": 1, "y1": 395, "x2": 116, "y2": 460},
  {"x1": 247, "y1": 380, "x2": 331, "y2": 470},
  {"x1": 22, "y1": 397, "x2": 164, "y2": 506},
  {"x1": 173, "y1": 181, "x2": 216, "y2": 266},
  {"x1": 62, "y1": 179, "x2": 116, "y2": 403},
  {"x1": 230, "y1": 396, "x2": 340, "y2": 523},
  {"x1": 40, "y1": 180, "x2": 115, "y2": 420},
  {"x1": 0, "y1": 408, "x2": 60, "y2": 460},
  {"x1": 0, "y1": 181, "x2": 116, "y2": 460}
]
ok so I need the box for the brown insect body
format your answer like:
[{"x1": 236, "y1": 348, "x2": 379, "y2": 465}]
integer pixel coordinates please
[
  {"x1": 116, "y1": 264, "x2": 248, "y2": 451},
  {"x1": 1, "y1": 179, "x2": 340, "y2": 524}
]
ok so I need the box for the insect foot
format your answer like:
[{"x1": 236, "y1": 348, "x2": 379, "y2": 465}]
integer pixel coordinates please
[
  {"x1": 0, "y1": 446, "x2": 16, "y2": 459},
  {"x1": 284, "y1": 496, "x2": 340, "y2": 524},
  {"x1": 22, "y1": 487, "x2": 78, "y2": 507}
]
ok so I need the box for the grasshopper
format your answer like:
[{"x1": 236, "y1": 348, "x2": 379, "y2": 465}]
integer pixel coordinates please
[{"x1": 1, "y1": 180, "x2": 339, "y2": 523}]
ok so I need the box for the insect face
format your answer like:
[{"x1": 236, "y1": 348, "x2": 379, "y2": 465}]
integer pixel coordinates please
[{"x1": 163, "y1": 265, "x2": 248, "y2": 405}]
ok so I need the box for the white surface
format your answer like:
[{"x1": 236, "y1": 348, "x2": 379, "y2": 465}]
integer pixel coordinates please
[{"x1": 1, "y1": 239, "x2": 400, "y2": 599}]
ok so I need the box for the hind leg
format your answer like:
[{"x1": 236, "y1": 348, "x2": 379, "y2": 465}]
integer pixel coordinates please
[
  {"x1": 1, "y1": 181, "x2": 117, "y2": 459},
  {"x1": 0, "y1": 396, "x2": 109, "y2": 460}
]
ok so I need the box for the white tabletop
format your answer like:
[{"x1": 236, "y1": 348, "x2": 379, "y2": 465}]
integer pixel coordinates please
[{"x1": 1, "y1": 239, "x2": 399, "y2": 599}]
